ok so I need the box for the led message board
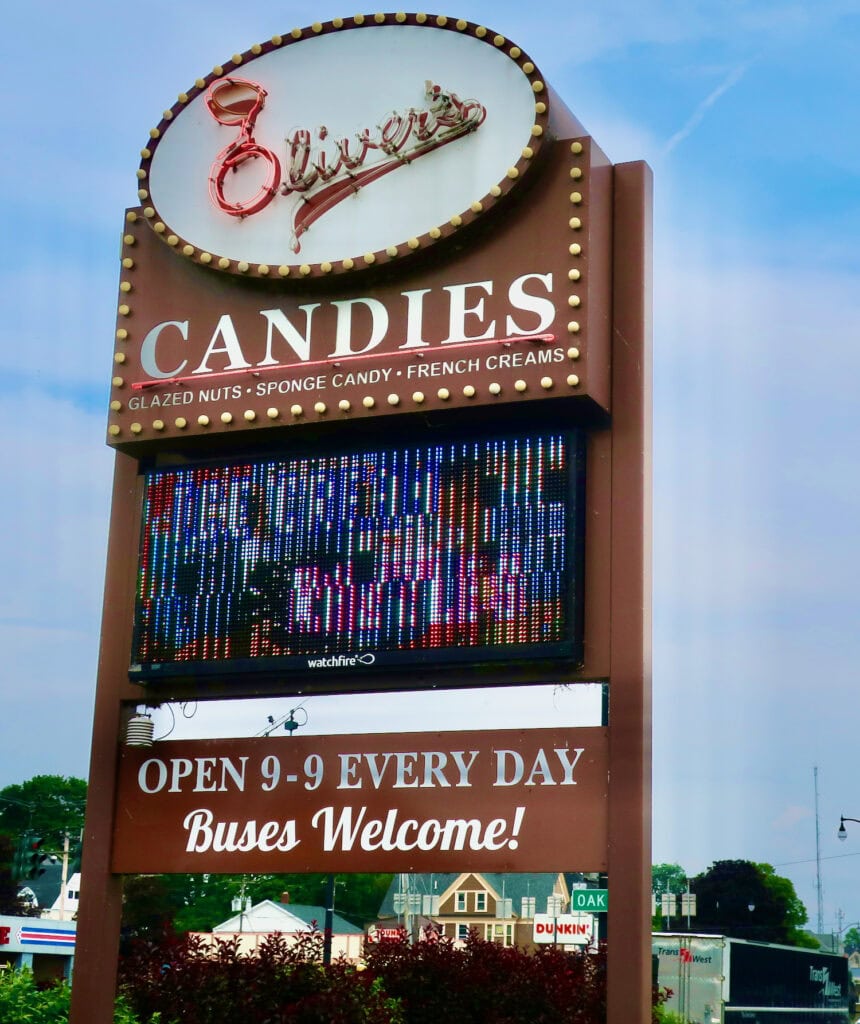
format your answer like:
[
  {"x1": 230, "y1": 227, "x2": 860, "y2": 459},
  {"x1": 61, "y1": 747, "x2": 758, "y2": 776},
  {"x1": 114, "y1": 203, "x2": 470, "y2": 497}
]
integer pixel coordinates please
[{"x1": 130, "y1": 430, "x2": 584, "y2": 683}]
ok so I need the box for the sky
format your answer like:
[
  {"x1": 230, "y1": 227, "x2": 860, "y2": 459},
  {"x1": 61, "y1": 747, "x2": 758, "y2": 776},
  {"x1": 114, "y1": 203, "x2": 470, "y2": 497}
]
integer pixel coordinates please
[{"x1": 1, "y1": 0, "x2": 859, "y2": 938}]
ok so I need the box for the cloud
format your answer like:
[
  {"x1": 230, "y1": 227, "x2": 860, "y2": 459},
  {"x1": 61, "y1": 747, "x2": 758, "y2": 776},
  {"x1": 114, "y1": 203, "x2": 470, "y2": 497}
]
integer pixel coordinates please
[
  {"x1": 0, "y1": 391, "x2": 113, "y2": 785},
  {"x1": 772, "y1": 805, "x2": 812, "y2": 832},
  {"x1": 662, "y1": 61, "x2": 754, "y2": 155},
  {"x1": 0, "y1": 392, "x2": 113, "y2": 623}
]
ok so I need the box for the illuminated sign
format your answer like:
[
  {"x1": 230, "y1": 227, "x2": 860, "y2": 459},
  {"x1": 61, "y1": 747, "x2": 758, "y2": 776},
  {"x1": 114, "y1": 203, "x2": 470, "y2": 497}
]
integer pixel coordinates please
[
  {"x1": 130, "y1": 431, "x2": 584, "y2": 683},
  {"x1": 107, "y1": 18, "x2": 611, "y2": 448},
  {"x1": 205, "y1": 76, "x2": 487, "y2": 249},
  {"x1": 140, "y1": 16, "x2": 546, "y2": 276}
]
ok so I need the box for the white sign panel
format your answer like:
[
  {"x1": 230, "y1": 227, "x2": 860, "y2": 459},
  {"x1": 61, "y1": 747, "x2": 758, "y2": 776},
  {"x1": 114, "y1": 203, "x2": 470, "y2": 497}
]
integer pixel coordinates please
[
  {"x1": 141, "y1": 16, "x2": 547, "y2": 275},
  {"x1": 532, "y1": 913, "x2": 595, "y2": 946}
]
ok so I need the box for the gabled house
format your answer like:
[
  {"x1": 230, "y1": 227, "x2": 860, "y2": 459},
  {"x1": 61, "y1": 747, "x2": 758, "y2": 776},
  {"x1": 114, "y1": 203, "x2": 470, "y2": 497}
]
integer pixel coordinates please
[
  {"x1": 206, "y1": 896, "x2": 364, "y2": 961},
  {"x1": 376, "y1": 872, "x2": 571, "y2": 950},
  {"x1": 43, "y1": 872, "x2": 81, "y2": 922}
]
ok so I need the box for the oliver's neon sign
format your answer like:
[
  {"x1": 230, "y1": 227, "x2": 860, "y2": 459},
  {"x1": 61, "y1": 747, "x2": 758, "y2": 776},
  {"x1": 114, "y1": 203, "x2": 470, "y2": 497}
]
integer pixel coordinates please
[{"x1": 206, "y1": 77, "x2": 486, "y2": 253}]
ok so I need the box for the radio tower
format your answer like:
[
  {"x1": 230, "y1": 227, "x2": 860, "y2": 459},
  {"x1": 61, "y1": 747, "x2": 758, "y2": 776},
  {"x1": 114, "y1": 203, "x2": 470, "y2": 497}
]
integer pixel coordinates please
[{"x1": 814, "y1": 766, "x2": 824, "y2": 936}]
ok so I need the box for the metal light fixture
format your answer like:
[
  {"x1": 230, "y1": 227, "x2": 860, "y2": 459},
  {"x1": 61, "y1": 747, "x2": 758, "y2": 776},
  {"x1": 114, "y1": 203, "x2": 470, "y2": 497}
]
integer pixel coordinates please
[{"x1": 838, "y1": 815, "x2": 860, "y2": 841}]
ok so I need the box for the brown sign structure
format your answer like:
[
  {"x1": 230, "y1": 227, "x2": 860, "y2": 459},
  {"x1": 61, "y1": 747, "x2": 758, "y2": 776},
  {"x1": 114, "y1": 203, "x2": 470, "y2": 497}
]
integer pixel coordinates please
[
  {"x1": 71, "y1": 15, "x2": 652, "y2": 1024},
  {"x1": 113, "y1": 728, "x2": 608, "y2": 874},
  {"x1": 108, "y1": 136, "x2": 610, "y2": 449},
  {"x1": 106, "y1": 15, "x2": 612, "y2": 450}
]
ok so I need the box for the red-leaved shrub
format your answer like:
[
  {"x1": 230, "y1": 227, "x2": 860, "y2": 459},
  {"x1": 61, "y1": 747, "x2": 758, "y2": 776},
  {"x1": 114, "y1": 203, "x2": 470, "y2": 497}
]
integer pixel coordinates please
[{"x1": 119, "y1": 927, "x2": 665, "y2": 1024}]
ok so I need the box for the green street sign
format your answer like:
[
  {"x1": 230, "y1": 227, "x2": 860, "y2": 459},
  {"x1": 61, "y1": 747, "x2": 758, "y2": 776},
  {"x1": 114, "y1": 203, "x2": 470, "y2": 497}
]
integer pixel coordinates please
[{"x1": 572, "y1": 889, "x2": 608, "y2": 912}]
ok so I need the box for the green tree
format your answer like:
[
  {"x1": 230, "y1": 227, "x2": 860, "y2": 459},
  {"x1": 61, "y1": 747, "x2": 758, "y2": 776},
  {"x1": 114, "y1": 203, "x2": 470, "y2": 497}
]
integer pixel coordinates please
[
  {"x1": 652, "y1": 863, "x2": 687, "y2": 898},
  {"x1": 171, "y1": 873, "x2": 326, "y2": 933},
  {"x1": 0, "y1": 774, "x2": 87, "y2": 846},
  {"x1": 757, "y1": 862, "x2": 818, "y2": 947},
  {"x1": 335, "y1": 873, "x2": 394, "y2": 928},
  {"x1": 0, "y1": 834, "x2": 34, "y2": 915},
  {"x1": 122, "y1": 874, "x2": 187, "y2": 942},
  {"x1": 651, "y1": 863, "x2": 688, "y2": 930},
  {"x1": 691, "y1": 859, "x2": 816, "y2": 945},
  {"x1": 122, "y1": 872, "x2": 394, "y2": 937},
  {"x1": 843, "y1": 926, "x2": 860, "y2": 954}
]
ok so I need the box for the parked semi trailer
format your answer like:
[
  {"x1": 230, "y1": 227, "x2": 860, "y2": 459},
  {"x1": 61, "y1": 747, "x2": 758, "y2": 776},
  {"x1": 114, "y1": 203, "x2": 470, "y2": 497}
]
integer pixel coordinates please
[{"x1": 653, "y1": 933, "x2": 853, "y2": 1024}]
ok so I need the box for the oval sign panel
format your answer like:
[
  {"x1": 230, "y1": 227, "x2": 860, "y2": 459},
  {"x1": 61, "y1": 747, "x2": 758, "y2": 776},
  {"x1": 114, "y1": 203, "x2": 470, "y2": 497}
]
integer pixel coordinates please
[{"x1": 139, "y1": 15, "x2": 549, "y2": 277}]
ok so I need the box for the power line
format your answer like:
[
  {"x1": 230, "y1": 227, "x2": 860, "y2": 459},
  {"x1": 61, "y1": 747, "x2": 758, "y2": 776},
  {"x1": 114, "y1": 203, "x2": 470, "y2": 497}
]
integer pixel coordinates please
[{"x1": 773, "y1": 851, "x2": 860, "y2": 868}]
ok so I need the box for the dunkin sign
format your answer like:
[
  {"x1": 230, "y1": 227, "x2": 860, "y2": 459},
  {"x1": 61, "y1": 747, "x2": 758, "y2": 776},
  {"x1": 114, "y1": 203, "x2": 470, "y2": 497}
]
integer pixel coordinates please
[{"x1": 109, "y1": 14, "x2": 612, "y2": 446}]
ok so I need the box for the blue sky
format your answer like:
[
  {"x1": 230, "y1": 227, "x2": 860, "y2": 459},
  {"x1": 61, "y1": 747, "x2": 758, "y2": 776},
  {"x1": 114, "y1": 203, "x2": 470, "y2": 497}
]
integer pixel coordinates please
[{"x1": 2, "y1": 1, "x2": 859, "y2": 936}]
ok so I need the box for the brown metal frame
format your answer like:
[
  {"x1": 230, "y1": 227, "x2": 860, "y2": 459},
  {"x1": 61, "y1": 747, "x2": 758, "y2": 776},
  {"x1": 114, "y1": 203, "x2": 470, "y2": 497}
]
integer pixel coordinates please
[
  {"x1": 69, "y1": 160, "x2": 651, "y2": 1024},
  {"x1": 606, "y1": 160, "x2": 653, "y2": 1023}
]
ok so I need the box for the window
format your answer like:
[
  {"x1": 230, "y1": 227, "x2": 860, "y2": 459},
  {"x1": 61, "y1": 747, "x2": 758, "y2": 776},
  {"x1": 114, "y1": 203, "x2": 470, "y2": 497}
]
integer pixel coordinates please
[
  {"x1": 485, "y1": 922, "x2": 514, "y2": 946},
  {"x1": 455, "y1": 892, "x2": 467, "y2": 912},
  {"x1": 475, "y1": 892, "x2": 487, "y2": 912},
  {"x1": 456, "y1": 923, "x2": 470, "y2": 942}
]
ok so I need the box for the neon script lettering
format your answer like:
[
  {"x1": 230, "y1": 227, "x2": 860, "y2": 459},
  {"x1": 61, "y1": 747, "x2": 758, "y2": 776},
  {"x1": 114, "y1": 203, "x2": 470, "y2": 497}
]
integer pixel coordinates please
[{"x1": 206, "y1": 78, "x2": 487, "y2": 252}]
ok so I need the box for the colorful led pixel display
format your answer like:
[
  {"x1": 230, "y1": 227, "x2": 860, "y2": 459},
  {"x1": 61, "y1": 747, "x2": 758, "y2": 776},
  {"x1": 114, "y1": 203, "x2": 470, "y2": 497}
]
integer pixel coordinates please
[{"x1": 130, "y1": 432, "x2": 583, "y2": 680}]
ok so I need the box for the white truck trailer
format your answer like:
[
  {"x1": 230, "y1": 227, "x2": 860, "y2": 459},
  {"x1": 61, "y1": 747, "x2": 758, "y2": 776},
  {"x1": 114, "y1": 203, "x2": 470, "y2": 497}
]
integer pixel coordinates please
[{"x1": 653, "y1": 933, "x2": 853, "y2": 1024}]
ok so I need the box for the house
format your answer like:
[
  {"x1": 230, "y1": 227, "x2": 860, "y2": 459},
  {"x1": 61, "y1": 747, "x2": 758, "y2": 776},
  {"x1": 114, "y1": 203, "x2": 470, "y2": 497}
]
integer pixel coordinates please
[
  {"x1": 848, "y1": 952, "x2": 860, "y2": 1014},
  {"x1": 205, "y1": 894, "x2": 364, "y2": 961},
  {"x1": 375, "y1": 872, "x2": 576, "y2": 950},
  {"x1": 43, "y1": 872, "x2": 81, "y2": 922}
]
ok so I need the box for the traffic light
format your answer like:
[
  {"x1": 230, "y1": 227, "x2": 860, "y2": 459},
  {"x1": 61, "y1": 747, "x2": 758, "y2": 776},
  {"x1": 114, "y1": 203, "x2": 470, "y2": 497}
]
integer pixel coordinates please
[
  {"x1": 11, "y1": 836, "x2": 29, "y2": 882},
  {"x1": 26, "y1": 836, "x2": 46, "y2": 879},
  {"x1": 68, "y1": 833, "x2": 83, "y2": 875}
]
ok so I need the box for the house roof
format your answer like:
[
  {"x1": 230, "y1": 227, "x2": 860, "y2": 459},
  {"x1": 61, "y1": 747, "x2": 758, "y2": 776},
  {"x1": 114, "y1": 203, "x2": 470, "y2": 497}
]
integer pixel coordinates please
[
  {"x1": 377, "y1": 872, "x2": 569, "y2": 918},
  {"x1": 278, "y1": 902, "x2": 363, "y2": 934},
  {"x1": 213, "y1": 899, "x2": 362, "y2": 935},
  {"x1": 17, "y1": 860, "x2": 63, "y2": 910}
]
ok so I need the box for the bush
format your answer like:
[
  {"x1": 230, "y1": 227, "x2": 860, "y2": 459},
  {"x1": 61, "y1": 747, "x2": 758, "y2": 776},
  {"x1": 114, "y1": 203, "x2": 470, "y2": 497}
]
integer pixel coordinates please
[
  {"x1": 2, "y1": 935, "x2": 664, "y2": 1024},
  {"x1": 0, "y1": 968, "x2": 145, "y2": 1024},
  {"x1": 363, "y1": 929, "x2": 606, "y2": 1024},
  {"x1": 0, "y1": 966, "x2": 142, "y2": 1024},
  {"x1": 119, "y1": 931, "x2": 401, "y2": 1024},
  {"x1": 0, "y1": 968, "x2": 70, "y2": 1024},
  {"x1": 119, "y1": 929, "x2": 668, "y2": 1024},
  {"x1": 652, "y1": 1004, "x2": 683, "y2": 1024}
]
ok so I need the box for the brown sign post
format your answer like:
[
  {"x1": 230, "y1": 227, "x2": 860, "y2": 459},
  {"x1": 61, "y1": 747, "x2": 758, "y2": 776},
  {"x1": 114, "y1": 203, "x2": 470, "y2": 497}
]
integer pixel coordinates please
[{"x1": 71, "y1": 15, "x2": 650, "y2": 1024}]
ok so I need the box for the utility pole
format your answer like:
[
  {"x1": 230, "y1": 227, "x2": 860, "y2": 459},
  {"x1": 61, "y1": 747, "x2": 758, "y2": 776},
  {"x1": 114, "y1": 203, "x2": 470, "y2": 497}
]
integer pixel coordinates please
[
  {"x1": 58, "y1": 834, "x2": 70, "y2": 919},
  {"x1": 814, "y1": 766, "x2": 824, "y2": 936}
]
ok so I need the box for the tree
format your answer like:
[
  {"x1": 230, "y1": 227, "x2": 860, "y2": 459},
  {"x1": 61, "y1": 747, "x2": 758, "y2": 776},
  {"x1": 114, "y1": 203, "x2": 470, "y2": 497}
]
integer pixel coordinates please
[
  {"x1": 335, "y1": 873, "x2": 394, "y2": 928},
  {"x1": 757, "y1": 863, "x2": 818, "y2": 947},
  {"x1": 121, "y1": 872, "x2": 395, "y2": 938},
  {"x1": 0, "y1": 834, "x2": 33, "y2": 915},
  {"x1": 652, "y1": 863, "x2": 688, "y2": 898},
  {"x1": 651, "y1": 863, "x2": 689, "y2": 930},
  {"x1": 0, "y1": 775, "x2": 86, "y2": 846},
  {"x1": 691, "y1": 859, "x2": 816, "y2": 945},
  {"x1": 171, "y1": 873, "x2": 328, "y2": 934},
  {"x1": 843, "y1": 926, "x2": 860, "y2": 954}
]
